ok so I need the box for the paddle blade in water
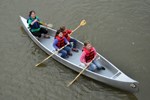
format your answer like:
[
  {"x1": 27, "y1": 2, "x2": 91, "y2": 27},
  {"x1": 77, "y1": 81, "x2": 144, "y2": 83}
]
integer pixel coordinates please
[{"x1": 35, "y1": 63, "x2": 40, "y2": 67}]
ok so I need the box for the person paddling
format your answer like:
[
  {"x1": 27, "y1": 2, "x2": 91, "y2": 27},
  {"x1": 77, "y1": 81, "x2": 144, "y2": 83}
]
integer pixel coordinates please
[
  {"x1": 27, "y1": 10, "x2": 50, "y2": 38},
  {"x1": 80, "y1": 41, "x2": 105, "y2": 71},
  {"x1": 53, "y1": 30, "x2": 72, "y2": 58},
  {"x1": 59, "y1": 26, "x2": 79, "y2": 52}
]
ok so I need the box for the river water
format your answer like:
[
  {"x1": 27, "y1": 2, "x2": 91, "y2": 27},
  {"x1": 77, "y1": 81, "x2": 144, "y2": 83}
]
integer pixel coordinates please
[{"x1": 0, "y1": 0, "x2": 150, "y2": 100}]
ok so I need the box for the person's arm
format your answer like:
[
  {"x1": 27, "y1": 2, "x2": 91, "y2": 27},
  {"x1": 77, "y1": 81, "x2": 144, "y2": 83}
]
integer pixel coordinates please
[
  {"x1": 66, "y1": 29, "x2": 72, "y2": 34},
  {"x1": 28, "y1": 16, "x2": 40, "y2": 26},
  {"x1": 36, "y1": 17, "x2": 42, "y2": 25},
  {"x1": 31, "y1": 19, "x2": 38, "y2": 25},
  {"x1": 64, "y1": 38, "x2": 69, "y2": 44},
  {"x1": 27, "y1": 19, "x2": 32, "y2": 24},
  {"x1": 80, "y1": 51, "x2": 87, "y2": 65},
  {"x1": 93, "y1": 47, "x2": 97, "y2": 57},
  {"x1": 27, "y1": 19, "x2": 33, "y2": 27},
  {"x1": 67, "y1": 30, "x2": 73, "y2": 38},
  {"x1": 36, "y1": 16, "x2": 40, "y2": 21},
  {"x1": 36, "y1": 16, "x2": 48, "y2": 26},
  {"x1": 53, "y1": 39, "x2": 59, "y2": 50},
  {"x1": 31, "y1": 17, "x2": 39, "y2": 25},
  {"x1": 30, "y1": 16, "x2": 40, "y2": 25}
]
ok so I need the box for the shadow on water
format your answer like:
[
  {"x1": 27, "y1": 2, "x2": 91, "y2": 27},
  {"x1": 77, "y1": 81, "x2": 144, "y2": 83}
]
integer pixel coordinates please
[
  {"x1": 35, "y1": 63, "x2": 48, "y2": 68},
  {"x1": 20, "y1": 25, "x2": 50, "y2": 60},
  {"x1": 20, "y1": 26, "x2": 28, "y2": 36}
]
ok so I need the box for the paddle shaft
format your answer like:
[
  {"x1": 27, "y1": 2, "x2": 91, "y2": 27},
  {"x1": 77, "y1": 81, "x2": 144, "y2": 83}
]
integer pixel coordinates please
[
  {"x1": 72, "y1": 25, "x2": 81, "y2": 33},
  {"x1": 37, "y1": 21, "x2": 53, "y2": 29},
  {"x1": 67, "y1": 58, "x2": 95, "y2": 87},
  {"x1": 35, "y1": 44, "x2": 68, "y2": 67}
]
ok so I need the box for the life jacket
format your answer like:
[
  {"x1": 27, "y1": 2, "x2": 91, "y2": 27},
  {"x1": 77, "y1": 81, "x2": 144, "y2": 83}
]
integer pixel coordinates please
[
  {"x1": 82, "y1": 47, "x2": 95, "y2": 63},
  {"x1": 27, "y1": 16, "x2": 40, "y2": 31},
  {"x1": 62, "y1": 30, "x2": 72, "y2": 41},
  {"x1": 56, "y1": 36, "x2": 66, "y2": 48}
]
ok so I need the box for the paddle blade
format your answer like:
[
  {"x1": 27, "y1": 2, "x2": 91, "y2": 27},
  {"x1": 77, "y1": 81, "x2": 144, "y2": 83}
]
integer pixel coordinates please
[
  {"x1": 35, "y1": 63, "x2": 40, "y2": 67},
  {"x1": 35, "y1": 61, "x2": 45, "y2": 67},
  {"x1": 67, "y1": 82, "x2": 73, "y2": 87},
  {"x1": 47, "y1": 24, "x2": 53, "y2": 28},
  {"x1": 80, "y1": 20, "x2": 86, "y2": 26}
]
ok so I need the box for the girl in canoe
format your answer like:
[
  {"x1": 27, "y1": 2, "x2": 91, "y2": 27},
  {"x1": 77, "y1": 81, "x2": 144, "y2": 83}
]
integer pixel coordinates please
[
  {"x1": 53, "y1": 30, "x2": 72, "y2": 58},
  {"x1": 80, "y1": 41, "x2": 105, "y2": 71},
  {"x1": 27, "y1": 10, "x2": 50, "y2": 38},
  {"x1": 59, "y1": 26, "x2": 78, "y2": 52}
]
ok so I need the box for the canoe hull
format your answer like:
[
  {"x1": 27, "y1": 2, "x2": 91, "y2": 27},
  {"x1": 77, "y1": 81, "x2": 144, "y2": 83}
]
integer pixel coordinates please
[{"x1": 20, "y1": 16, "x2": 139, "y2": 92}]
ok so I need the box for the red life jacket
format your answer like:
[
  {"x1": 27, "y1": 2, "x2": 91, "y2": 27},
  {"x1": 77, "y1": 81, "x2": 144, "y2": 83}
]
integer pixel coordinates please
[
  {"x1": 56, "y1": 36, "x2": 66, "y2": 48},
  {"x1": 82, "y1": 47, "x2": 95, "y2": 63},
  {"x1": 63, "y1": 30, "x2": 72, "y2": 41}
]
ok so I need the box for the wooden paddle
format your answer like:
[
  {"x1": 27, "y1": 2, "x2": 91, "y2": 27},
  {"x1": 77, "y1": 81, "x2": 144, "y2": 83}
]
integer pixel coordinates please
[
  {"x1": 71, "y1": 20, "x2": 86, "y2": 33},
  {"x1": 35, "y1": 44, "x2": 69, "y2": 67},
  {"x1": 67, "y1": 57, "x2": 95, "y2": 87},
  {"x1": 39, "y1": 21, "x2": 53, "y2": 28},
  {"x1": 35, "y1": 19, "x2": 86, "y2": 67}
]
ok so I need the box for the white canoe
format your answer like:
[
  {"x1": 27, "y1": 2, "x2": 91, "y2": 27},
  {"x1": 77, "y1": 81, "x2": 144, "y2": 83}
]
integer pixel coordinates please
[{"x1": 20, "y1": 16, "x2": 139, "y2": 92}]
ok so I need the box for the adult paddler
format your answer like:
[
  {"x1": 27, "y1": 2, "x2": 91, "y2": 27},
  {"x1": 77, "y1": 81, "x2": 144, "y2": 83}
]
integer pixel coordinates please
[{"x1": 27, "y1": 10, "x2": 50, "y2": 38}]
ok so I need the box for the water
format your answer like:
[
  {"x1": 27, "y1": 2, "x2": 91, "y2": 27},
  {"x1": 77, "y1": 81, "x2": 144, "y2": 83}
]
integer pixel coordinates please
[{"x1": 0, "y1": 0, "x2": 150, "y2": 100}]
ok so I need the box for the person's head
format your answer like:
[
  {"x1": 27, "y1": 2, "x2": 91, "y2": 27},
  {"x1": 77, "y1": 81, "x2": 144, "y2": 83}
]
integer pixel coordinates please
[
  {"x1": 59, "y1": 26, "x2": 66, "y2": 32},
  {"x1": 55, "y1": 30, "x2": 63, "y2": 38},
  {"x1": 84, "y1": 41, "x2": 92, "y2": 50},
  {"x1": 29, "y1": 10, "x2": 36, "y2": 18}
]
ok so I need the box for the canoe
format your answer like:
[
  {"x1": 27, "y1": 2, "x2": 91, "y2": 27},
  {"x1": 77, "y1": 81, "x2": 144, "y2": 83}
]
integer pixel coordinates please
[{"x1": 20, "y1": 16, "x2": 139, "y2": 92}]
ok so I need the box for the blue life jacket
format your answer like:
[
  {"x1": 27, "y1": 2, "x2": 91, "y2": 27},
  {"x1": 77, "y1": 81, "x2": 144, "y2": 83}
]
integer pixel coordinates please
[{"x1": 27, "y1": 16, "x2": 40, "y2": 31}]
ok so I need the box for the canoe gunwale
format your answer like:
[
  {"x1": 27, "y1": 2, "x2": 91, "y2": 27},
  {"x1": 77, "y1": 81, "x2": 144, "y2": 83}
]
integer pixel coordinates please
[{"x1": 20, "y1": 16, "x2": 139, "y2": 92}]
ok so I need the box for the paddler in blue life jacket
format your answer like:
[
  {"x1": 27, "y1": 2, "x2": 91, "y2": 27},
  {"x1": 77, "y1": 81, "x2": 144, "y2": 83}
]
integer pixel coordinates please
[{"x1": 27, "y1": 10, "x2": 50, "y2": 38}]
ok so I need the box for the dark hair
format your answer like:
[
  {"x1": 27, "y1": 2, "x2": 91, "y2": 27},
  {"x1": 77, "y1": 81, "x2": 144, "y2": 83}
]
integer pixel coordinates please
[
  {"x1": 84, "y1": 41, "x2": 90, "y2": 46},
  {"x1": 29, "y1": 10, "x2": 36, "y2": 17},
  {"x1": 55, "y1": 30, "x2": 61, "y2": 38},
  {"x1": 59, "y1": 26, "x2": 66, "y2": 32}
]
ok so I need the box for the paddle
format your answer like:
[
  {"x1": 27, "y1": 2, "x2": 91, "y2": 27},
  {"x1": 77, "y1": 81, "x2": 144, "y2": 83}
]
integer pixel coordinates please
[
  {"x1": 35, "y1": 44, "x2": 69, "y2": 67},
  {"x1": 71, "y1": 20, "x2": 86, "y2": 33},
  {"x1": 35, "y1": 19, "x2": 86, "y2": 67},
  {"x1": 67, "y1": 57, "x2": 96, "y2": 87},
  {"x1": 39, "y1": 21, "x2": 53, "y2": 28}
]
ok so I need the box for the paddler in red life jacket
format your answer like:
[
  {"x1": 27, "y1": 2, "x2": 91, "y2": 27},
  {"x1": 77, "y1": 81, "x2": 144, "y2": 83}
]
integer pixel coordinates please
[
  {"x1": 80, "y1": 41, "x2": 105, "y2": 71},
  {"x1": 27, "y1": 10, "x2": 50, "y2": 39},
  {"x1": 53, "y1": 30, "x2": 72, "y2": 58},
  {"x1": 59, "y1": 26, "x2": 79, "y2": 52}
]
